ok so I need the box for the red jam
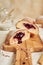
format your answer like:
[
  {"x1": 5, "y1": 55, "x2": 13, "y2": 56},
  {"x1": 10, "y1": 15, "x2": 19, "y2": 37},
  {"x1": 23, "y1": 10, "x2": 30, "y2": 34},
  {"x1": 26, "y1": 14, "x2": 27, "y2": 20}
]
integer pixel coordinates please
[
  {"x1": 13, "y1": 32, "x2": 25, "y2": 44},
  {"x1": 23, "y1": 23, "x2": 36, "y2": 29}
]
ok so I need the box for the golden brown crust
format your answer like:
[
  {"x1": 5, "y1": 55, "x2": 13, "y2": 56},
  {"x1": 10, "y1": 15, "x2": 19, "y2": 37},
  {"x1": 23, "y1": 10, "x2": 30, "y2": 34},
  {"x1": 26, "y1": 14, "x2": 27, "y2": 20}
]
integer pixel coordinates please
[
  {"x1": 15, "y1": 18, "x2": 43, "y2": 52},
  {"x1": 3, "y1": 29, "x2": 32, "y2": 65},
  {"x1": 3, "y1": 28, "x2": 43, "y2": 52},
  {"x1": 15, "y1": 49, "x2": 21, "y2": 65},
  {"x1": 2, "y1": 44, "x2": 16, "y2": 52},
  {"x1": 26, "y1": 34, "x2": 43, "y2": 52},
  {"x1": 5, "y1": 31, "x2": 15, "y2": 45},
  {"x1": 15, "y1": 39, "x2": 32, "y2": 65},
  {"x1": 20, "y1": 48, "x2": 32, "y2": 65},
  {"x1": 25, "y1": 41, "x2": 32, "y2": 65},
  {"x1": 3, "y1": 29, "x2": 30, "y2": 51}
]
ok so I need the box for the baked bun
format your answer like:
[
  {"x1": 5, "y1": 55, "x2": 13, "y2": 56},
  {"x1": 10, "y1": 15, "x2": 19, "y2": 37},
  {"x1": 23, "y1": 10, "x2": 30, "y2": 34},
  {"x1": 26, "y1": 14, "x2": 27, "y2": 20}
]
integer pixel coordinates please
[
  {"x1": 3, "y1": 31, "x2": 16, "y2": 52},
  {"x1": 16, "y1": 18, "x2": 43, "y2": 52},
  {"x1": 10, "y1": 30, "x2": 30, "y2": 45},
  {"x1": 16, "y1": 18, "x2": 38, "y2": 35},
  {"x1": 3, "y1": 30, "x2": 30, "y2": 51},
  {"x1": 3, "y1": 30, "x2": 32, "y2": 65}
]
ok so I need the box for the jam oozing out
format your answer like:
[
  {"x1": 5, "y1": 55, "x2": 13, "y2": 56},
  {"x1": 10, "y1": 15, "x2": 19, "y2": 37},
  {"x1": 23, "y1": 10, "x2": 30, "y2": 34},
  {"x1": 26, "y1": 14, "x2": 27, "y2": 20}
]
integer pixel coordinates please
[
  {"x1": 23, "y1": 23, "x2": 36, "y2": 29},
  {"x1": 13, "y1": 32, "x2": 25, "y2": 44}
]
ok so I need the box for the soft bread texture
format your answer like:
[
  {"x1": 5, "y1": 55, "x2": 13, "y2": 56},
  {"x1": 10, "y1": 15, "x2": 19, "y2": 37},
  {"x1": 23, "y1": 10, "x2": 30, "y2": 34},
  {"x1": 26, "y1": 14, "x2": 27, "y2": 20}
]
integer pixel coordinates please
[
  {"x1": 16, "y1": 19, "x2": 39, "y2": 35},
  {"x1": 38, "y1": 54, "x2": 43, "y2": 65},
  {"x1": 10, "y1": 30, "x2": 30, "y2": 45},
  {"x1": 3, "y1": 29, "x2": 30, "y2": 51}
]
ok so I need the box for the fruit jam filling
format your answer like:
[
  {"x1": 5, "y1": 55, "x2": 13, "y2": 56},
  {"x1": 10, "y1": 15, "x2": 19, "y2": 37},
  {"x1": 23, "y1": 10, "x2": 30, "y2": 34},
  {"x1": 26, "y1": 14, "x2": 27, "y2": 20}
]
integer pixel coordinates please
[
  {"x1": 23, "y1": 23, "x2": 36, "y2": 29},
  {"x1": 13, "y1": 32, "x2": 25, "y2": 44}
]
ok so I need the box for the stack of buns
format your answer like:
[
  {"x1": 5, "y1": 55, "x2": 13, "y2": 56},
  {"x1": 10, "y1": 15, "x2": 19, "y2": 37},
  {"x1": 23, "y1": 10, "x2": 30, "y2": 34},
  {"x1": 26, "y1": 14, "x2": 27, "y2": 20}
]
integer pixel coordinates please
[{"x1": 2, "y1": 16, "x2": 43, "y2": 65}]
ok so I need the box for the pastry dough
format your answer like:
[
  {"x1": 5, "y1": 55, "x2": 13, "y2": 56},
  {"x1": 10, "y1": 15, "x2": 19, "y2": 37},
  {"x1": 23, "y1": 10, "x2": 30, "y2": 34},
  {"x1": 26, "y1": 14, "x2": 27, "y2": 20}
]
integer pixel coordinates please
[
  {"x1": 26, "y1": 34, "x2": 43, "y2": 52},
  {"x1": 15, "y1": 49, "x2": 21, "y2": 65},
  {"x1": 3, "y1": 29, "x2": 32, "y2": 65},
  {"x1": 2, "y1": 17, "x2": 43, "y2": 65},
  {"x1": 16, "y1": 18, "x2": 39, "y2": 35},
  {"x1": 16, "y1": 18, "x2": 43, "y2": 52},
  {"x1": 2, "y1": 30, "x2": 30, "y2": 52}
]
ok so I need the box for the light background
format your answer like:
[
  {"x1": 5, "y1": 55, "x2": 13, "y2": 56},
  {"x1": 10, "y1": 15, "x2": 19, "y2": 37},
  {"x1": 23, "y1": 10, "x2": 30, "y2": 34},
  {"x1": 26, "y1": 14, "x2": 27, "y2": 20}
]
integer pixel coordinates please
[{"x1": 0, "y1": 0, "x2": 43, "y2": 18}]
